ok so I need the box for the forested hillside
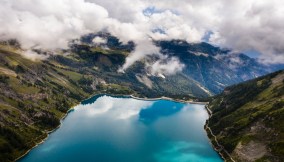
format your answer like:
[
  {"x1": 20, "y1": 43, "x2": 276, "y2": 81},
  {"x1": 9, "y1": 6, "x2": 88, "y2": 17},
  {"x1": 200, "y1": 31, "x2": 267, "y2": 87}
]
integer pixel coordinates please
[{"x1": 207, "y1": 70, "x2": 284, "y2": 161}]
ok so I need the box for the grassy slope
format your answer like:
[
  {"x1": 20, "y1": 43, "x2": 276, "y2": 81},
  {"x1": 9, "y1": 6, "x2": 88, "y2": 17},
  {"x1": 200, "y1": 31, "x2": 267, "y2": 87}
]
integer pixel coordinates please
[
  {"x1": 0, "y1": 46, "x2": 89, "y2": 162},
  {"x1": 207, "y1": 70, "x2": 284, "y2": 161},
  {"x1": 0, "y1": 41, "x2": 211, "y2": 161},
  {"x1": 0, "y1": 45, "x2": 137, "y2": 162}
]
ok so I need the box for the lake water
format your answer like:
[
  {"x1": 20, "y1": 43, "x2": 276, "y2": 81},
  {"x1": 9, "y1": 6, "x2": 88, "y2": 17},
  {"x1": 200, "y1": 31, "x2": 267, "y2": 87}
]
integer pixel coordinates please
[{"x1": 19, "y1": 95, "x2": 223, "y2": 162}]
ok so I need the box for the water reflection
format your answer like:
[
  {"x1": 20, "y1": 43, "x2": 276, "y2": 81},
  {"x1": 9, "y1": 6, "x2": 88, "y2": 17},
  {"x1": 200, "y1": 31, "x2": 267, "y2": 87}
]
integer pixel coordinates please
[
  {"x1": 19, "y1": 95, "x2": 223, "y2": 162},
  {"x1": 75, "y1": 95, "x2": 154, "y2": 119},
  {"x1": 139, "y1": 100, "x2": 183, "y2": 124}
]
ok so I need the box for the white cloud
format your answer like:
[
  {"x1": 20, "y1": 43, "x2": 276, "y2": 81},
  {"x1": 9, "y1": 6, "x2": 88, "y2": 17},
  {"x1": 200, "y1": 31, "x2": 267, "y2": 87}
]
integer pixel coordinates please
[
  {"x1": 207, "y1": 0, "x2": 284, "y2": 64},
  {"x1": 92, "y1": 36, "x2": 107, "y2": 45},
  {"x1": 0, "y1": 0, "x2": 108, "y2": 49},
  {"x1": 0, "y1": 0, "x2": 283, "y2": 68},
  {"x1": 120, "y1": 39, "x2": 161, "y2": 71},
  {"x1": 74, "y1": 95, "x2": 154, "y2": 119},
  {"x1": 21, "y1": 50, "x2": 49, "y2": 61},
  {"x1": 147, "y1": 56, "x2": 185, "y2": 76}
]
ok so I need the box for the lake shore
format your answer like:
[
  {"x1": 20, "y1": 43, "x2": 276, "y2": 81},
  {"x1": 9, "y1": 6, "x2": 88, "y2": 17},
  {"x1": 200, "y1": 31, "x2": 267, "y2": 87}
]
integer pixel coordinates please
[
  {"x1": 204, "y1": 105, "x2": 236, "y2": 162},
  {"x1": 15, "y1": 101, "x2": 80, "y2": 162},
  {"x1": 15, "y1": 93, "x2": 209, "y2": 161},
  {"x1": 129, "y1": 95, "x2": 209, "y2": 105}
]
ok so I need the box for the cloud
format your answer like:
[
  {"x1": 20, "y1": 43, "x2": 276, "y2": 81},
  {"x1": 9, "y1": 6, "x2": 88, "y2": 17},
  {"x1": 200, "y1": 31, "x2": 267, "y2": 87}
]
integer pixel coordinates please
[
  {"x1": 120, "y1": 39, "x2": 161, "y2": 71},
  {"x1": 146, "y1": 56, "x2": 185, "y2": 76},
  {"x1": 0, "y1": 0, "x2": 108, "y2": 49},
  {"x1": 208, "y1": 0, "x2": 284, "y2": 64},
  {"x1": 0, "y1": 0, "x2": 283, "y2": 69},
  {"x1": 92, "y1": 36, "x2": 107, "y2": 45},
  {"x1": 21, "y1": 50, "x2": 49, "y2": 61},
  {"x1": 74, "y1": 95, "x2": 154, "y2": 119}
]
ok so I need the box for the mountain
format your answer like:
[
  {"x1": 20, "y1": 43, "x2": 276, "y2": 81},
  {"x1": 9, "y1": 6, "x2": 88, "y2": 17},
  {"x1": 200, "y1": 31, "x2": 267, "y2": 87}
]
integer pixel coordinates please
[
  {"x1": 80, "y1": 33, "x2": 278, "y2": 95},
  {"x1": 0, "y1": 38, "x2": 209, "y2": 161},
  {"x1": 71, "y1": 33, "x2": 278, "y2": 97},
  {"x1": 0, "y1": 35, "x2": 282, "y2": 161},
  {"x1": 0, "y1": 43, "x2": 95, "y2": 161},
  {"x1": 76, "y1": 33, "x2": 212, "y2": 98},
  {"x1": 157, "y1": 40, "x2": 278, "y2": 94},
  {"x1": 206, "y1": 70, "x2": 284, "y2": 161}
]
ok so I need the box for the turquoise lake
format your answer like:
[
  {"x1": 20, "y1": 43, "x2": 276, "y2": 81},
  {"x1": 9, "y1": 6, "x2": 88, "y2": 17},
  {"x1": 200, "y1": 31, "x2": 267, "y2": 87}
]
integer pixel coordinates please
[{"x1": 19, "y1": 95, "x2": 223, "y2": 162}]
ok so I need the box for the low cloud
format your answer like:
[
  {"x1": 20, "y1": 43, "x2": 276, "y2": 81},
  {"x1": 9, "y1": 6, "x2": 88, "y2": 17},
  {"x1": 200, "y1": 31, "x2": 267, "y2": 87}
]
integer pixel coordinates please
[
  {"x1": 21, "y1": 50, "x2": 49, "y2": 61},
  {"x1": 0, "y1": 0, "x2": 283, "y2": 70},
  {"x1": 208, "y1": 0, "x2": 284, "y2": 64},
  {"x1": 120, "y1": 39, "x2": 160, "y2": 71},
  {"x1": 146, "y1": 56, "x2": 185, "y2": 76},
  {"x1": 92, "y1": 36, "x2": 107, "y2": 45},
  {"x1": 0, "y1": 0, "x2": 109, "y2": 49}
]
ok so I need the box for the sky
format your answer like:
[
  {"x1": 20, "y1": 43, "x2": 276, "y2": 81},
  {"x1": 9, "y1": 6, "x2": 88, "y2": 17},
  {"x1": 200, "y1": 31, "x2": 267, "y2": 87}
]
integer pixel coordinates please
[{"x1": 0, "y1": 0, "x2": 283, "y2": 74}]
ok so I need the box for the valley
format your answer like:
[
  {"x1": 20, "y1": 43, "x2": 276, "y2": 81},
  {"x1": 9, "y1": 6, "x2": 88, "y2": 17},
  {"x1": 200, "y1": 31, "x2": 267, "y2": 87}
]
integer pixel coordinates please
[
  {"x1": 1, "y1": 1, "x2": 284, "y2": 162},
  {"x1": 0, "y1": 36, "x2": 283, "y2": 162}
]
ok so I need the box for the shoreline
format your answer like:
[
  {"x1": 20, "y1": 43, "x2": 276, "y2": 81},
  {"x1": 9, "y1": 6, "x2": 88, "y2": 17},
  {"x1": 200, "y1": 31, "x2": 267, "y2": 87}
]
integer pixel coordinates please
[
  {"x1": 129, "y1": 95, "x2": 208, "y2": 104},
  {"x1": 80, "y1": 92, "x2": 209, "y2": 105},
  {"x1": 15, "y1": 93, "x2": 208, "y2": 161},
  {"x1": 204, "y1": 105, "x2": 236, "y2": 162},
  {"x1": 15, "y1": 101, "x2": 79, "y2": 162}
]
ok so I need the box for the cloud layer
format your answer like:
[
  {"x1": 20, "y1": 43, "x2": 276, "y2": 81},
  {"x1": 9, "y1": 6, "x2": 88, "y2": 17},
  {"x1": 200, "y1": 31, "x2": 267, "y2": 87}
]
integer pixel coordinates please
[{"x1": 0, "y1": 0, "x2": 283, "y2": 71}]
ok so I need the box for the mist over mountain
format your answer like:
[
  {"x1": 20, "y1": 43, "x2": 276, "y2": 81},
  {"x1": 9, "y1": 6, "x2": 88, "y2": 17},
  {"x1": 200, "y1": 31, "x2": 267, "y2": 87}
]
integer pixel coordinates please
[
  {"x1": 1, "y1": 0, "x2": 284, "y2": 67},
  {"x1": 77, "y1": 33, "x2": 282, "y2": 94}
]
